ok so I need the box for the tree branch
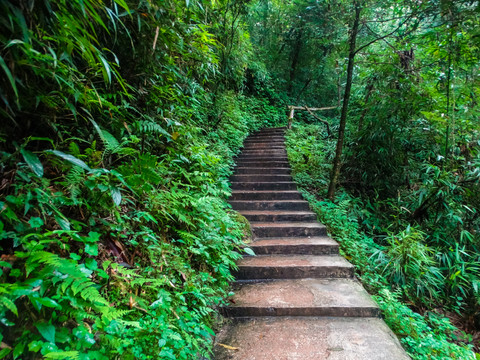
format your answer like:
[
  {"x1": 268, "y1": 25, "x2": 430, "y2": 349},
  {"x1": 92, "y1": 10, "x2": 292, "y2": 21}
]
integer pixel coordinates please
[
  {"x1": 354, "y1": 11, "x2": 417, "y2": 55},
  {"x1": 303, "y1": 106, "x2": 331, "y2": 137}
]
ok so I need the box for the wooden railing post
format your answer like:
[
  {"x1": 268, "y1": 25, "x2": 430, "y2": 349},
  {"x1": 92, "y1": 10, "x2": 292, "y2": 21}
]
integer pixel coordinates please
[{"x1": 288, "y1": 107, "x2": 295, "y2": 129}]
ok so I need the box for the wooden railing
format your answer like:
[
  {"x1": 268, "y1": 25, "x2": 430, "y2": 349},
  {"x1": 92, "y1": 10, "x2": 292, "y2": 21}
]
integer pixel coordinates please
[{"x1": 287, "y1": 105, "x2": 337, "y2": 136}]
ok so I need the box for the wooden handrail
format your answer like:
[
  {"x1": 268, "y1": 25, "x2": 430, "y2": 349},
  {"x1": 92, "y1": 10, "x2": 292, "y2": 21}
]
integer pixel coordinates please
[
  {"x1": 287, "y1": 105, "x2": 337, "y2": 132},
  {"x1": 288, "y1": 106, "x2": 337, "y2": 111}
]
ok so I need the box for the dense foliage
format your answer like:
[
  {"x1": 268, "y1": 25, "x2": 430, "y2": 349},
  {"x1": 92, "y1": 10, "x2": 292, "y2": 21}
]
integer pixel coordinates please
[{"x1": 0, "y1": 0, "x2": 284, "y2": 358}]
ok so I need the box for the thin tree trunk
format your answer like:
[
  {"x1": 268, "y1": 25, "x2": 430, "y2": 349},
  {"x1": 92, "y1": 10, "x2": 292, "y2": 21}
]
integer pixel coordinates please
[
  {"x1": 287, "y1": 27, "x2": 303, "y2": 96},
  {"x1": 327, "y1": 3, "x2": 362, "y2": 200},
  {"x1": 358, "y1": 79, "x2": 375, "y2": 132}
]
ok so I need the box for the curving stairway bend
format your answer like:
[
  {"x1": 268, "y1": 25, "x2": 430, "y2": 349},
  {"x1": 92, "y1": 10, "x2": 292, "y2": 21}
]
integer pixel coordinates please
[{"x1": 214, "y1": 127, "x2": 410, "y2": 360}]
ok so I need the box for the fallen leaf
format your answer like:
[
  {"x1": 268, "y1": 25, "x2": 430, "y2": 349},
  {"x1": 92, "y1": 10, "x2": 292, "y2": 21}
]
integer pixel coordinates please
[{"x1": 218, "y1": 343, "x2": 239, "y2": 351}]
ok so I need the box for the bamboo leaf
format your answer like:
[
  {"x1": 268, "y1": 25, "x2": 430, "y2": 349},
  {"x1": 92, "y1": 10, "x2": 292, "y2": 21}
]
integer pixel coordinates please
[
  {"x1": 0, "y1": 56, "x2": 19, "y2": 107},
  {"x1": 98, "y1": 54, "x2": 112, "y2": 84},
  {"x1": 47, "y1": 150, "x2": 91, "y2": 171},
  {"x1": 20, "y1": 148, "x2": 44, "y2": 177}
]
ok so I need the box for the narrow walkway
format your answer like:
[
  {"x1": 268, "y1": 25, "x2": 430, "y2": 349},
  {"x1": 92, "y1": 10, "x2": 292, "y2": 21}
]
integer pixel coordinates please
[{"x1": 214, "y1": 127, "x2": 409, "y2": 360}]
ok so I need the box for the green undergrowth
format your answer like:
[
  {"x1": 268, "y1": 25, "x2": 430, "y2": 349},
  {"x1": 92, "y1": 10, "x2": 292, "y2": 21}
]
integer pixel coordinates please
[
  {"x1": 0, "y1": 92, "x2": 281, "y2": 360},
  {"x1": 285, "y1": 123, "x2": 477, "y2": 360}
]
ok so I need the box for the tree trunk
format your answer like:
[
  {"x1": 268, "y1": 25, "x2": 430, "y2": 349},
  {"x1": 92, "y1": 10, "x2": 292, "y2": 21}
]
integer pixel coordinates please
[
  {"x1": 287, "y1": 27, "x2": 303, "y2": 96},
  {"x1": 358, "y1": 78, "x2": 375, "y2": 132},
  {"x1": 327, "y1": 3, "x2": 362, "y2": 200}
]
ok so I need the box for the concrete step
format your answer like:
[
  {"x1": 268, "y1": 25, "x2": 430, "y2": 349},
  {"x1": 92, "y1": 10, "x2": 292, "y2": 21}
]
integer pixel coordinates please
[
  {"x1": 236, "y1": 158, "x2": 289, "y2": 163},
  {"x1": 240, "y1": 210, "x2": 317, "y2": 222},
  {"x1": 251, "y1": 222, "x2": 327, "y2": 237},
  {"x1": 242, "y1": 144, "x2": 285, "y2": 148},
  {"x1": 231, "y1": 190, "x2": 301, "y2": 200},
  {"x1": 214, "y1": 317, "x2": 410, "y2": 360},
  {"x1": 244, "y1": 136, "x2": 285, "y2": 140},
  {"x1": 236, "y1": 155, "x2": 288, "y2": 161},
  {"x1": 235, "y1": 255, "x2": 354, "y2": 279},
  {"x1": 223, "y1": 278, "x2": 380, "y2": 317},
  {"x1": 240, "y1": 150, "x2": 287, "y2": 155},
  {"x1": 235, "y1": 160, "x2": 290, "y2": 167},
  {"x1": 250, "y1": 130, "x2": 284, "y2": 134},
  {"x1": 244, "y1": 139, "x2": 284, "y2": 142},
  {"x1": 250, "y1": 236, "x2": 338, "y2": 255},
  {"x1": 243, "y1": 141, "x2": 285, "y2": 146},
  {"x1": 231, "y1": 174, "x2": 292, "y2": 182},
  {"x1": 231, "y1": 182, "x2": 297, "y2": 191},
  {"x1": 242, "y1": 147, "x2": 285, "y2": 151},
  {"x1": 231, "y1": 200, "x2": 310, "y2": 211},
  {"x1": 251, "y1": 127, "x2": 284, "y2": 131},
  {"x1": 243, "y1": 136, "x2": 285, "y2": 146},
  {"x1": 234, "y1": 167, "x2": 291, "y2": 174},
  {"x1": 242, "y1": 146, "x2": 285, "y2": 150},
  {"x1": 253, "y1": 128, "x2": 285, "y2": 132}
]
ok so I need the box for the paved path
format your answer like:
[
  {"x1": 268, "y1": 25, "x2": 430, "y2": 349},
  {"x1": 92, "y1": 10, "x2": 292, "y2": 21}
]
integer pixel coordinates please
[{"x1": 213, "y1": 127, "x2": 410, "y2": 360}]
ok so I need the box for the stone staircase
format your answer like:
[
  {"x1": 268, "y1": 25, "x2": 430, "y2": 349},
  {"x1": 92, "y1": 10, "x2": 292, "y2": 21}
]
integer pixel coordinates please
[{"x1": 214, "y1": 127, "x2": 410, "y2": 360}]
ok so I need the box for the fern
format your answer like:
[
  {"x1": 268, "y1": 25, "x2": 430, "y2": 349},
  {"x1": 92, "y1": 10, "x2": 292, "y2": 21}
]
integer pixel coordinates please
[
  {"x1": 64, "y1": 165, "x2": 84, "y2": 204},
  {"x1": 135, "y1": 118, "x2": 171, "y2": 138}
]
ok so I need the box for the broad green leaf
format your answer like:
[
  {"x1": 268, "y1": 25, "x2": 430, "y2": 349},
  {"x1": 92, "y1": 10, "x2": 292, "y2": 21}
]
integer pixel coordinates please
[
  {"x1": 29, "y1": 217, "x2": 44, "y2": 228},
  {"x1": 47, "y1": 150, "x2": 91, "y2": 171},
  {"x1": 110, "y1": 187, "x2": 122, "y2": 206},
  {"x1": 20, "y1": 148, "x2": 44, "y2": 177},
  {"x1": 36, "y1": 297, "x2": 60, "y2": 308},
  {"x1": 35, "y1": 323, "x2": 55, "y2": 343},
  {"x1": 85, "y1": 243, "x2": 98, "y2": 256},
  {"x1": 244, "y1": 247, "x2": 255, "y2": 256},
  {"x1": 0, "y1": 297, "x2": 18, "y2": 316},
  {"x1": 13, "y1": 341, "x2": 26, "y2": 358},
  {"x1": 55, "y1": 215, "x2": 71, "y2": 230},
  {"x1": 44, "y1": 351, "x2": 79, "y2": 359},
  {"x1": 0, "y1": 348, "x2": 12, "y2": 359}
]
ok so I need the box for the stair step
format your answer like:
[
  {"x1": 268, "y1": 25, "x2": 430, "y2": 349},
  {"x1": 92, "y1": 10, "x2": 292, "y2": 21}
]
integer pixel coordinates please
[
  {"x1": 214, "y1": 317, "x2": 410, "y2": 360},
  {"x1": 231, "y1": 174, "x2": 292, "y2": 182},
  {"x1": 236, "y1": 155, "x2": 288, "y2": 161},
  {"x1": 240, "y1": 210, "x2": 317, "y2": 222},
  {"x1": 234, "y1": 167, "x2": 291, "y2": 174},
  {"x1": 243, "y1": 141, "x2": 285, "y2": 146},
  {"x1": 231, "y1": 190, "x2": 301, "y2": 200},
  {"x1": 223, "y1": 278, "x2": 379, "y2": 317},
  {"x1": 216, "y1": 127, "x2": 411, "y2": 360},
  {"x1": 235, "y1": 255, "x2": 354, "y2": 279},
  {"x1": 252, "y1": 128, "x2": 285, "y2": 132},
  {"x1": 250, "y1": 236, "x2": 338, "y2": 255},
  {"x1": 235, "y1": 161, "x2": 290, "y2": 167},
  {"x1": 248, "y1": 133, "x2": 285, "y2": 137},
  {"x1": 231, "y1": 200, "x2": 310, "y2": 211},
  {"x1": 240, "y1": 149, "x2": 287, "y2": 157},
  {"x1": 242, "y1": 144, "x2": 285, "y2": 148},
  {"x1": 231, "y1": 182, "x2": 297, "y2": 191},
  {"x1": 251, "y1": 222, "x2": 327, "y2": 237},
  {"x1": 244, "y1": 136, "x2": 285, "y2": 140},
  {"x1": 241, "y1": 147, "x2": 286, "y2": 151}
]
